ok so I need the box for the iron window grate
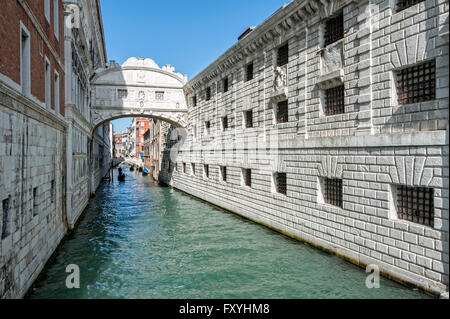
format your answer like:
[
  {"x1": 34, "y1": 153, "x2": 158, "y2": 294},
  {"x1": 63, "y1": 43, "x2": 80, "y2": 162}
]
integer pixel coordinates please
[
  {"x1": 397, "y1": 185, "x2": 434, "y2": 227},
  {"x1": 245, "y1": 110, "x2": 253, "y2": 128},
  {"x1": 325, "y1": 85, "x2": 345, "y2": 116},
  {"x1": 276, "y1": 173, "x2": 287, "y2": 195},
  {"x1": 221, "y1": 166, "x2": 227, "y2": 182},
  {"x1": 396, "y1": 60, "x2": 435, "y2": 105},
  {"x1": 324, "y1": 12, "x2": 344, "y2": 47},
  {"x1": 324, "y1": 178, "x2": 343, "y2": 208},
  {"x1": 193, "y1": 95, "x2": 197, "y2": 106},
  {"x1": 204, "y1": 164, "x2": 209, "y2": 178},
  {"x1": 206, "y1": 87, "x2": 211, "y2": 101},
  {"x1": 276, "y1": 101, "x2": 288, "y2": 123},
  {"x1": 246, "y1": 62, "x2": 254, "y2": 81},
  {"x1": 396, "y1": 0, "x2": 424, "y2": 12},
  {"x1": 277, "y1": 44, "x2": 289, "y2": 67},
  {"x1": 183, "y1": 163, "x2": 186, "y2": 173},
  {"x1": 223, "y1": 77, "x2": 229, "y2": 93},
  {"x1": 244, "y1": 169, "x2": 251, "y2": 187},
  {"x1": 192, "y1": 163, "x2": 195, "y2": 175},
  {"x1": 222, "y1": 116, "x2": 228, "y2": 131}
]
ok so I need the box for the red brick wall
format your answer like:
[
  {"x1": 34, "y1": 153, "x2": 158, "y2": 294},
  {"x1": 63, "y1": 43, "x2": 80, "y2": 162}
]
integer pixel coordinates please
[
  {"x1": 0, "y1": 0, "x2": 65, "y2": 116},
  {"x1": 136, "y1": 117, "x2": 151, "y2": 157}
]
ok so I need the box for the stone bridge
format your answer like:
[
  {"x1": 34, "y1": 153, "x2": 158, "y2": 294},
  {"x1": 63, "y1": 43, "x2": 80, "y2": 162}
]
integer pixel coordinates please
[
  {"x1": 121, "y1": 157, "x2": 144, "y2": 167},
  {"x1": 90, "y1": 57, "x2": 189, "y2": 134}
]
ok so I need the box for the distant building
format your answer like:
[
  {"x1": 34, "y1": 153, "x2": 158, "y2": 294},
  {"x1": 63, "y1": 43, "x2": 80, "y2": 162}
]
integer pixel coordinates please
[
  {"x1": 113, "y1": 133, "x2": 124, "y2": 158},
  {"x1": 133, "y1": 117, "x2": 151, "y2": 160}
]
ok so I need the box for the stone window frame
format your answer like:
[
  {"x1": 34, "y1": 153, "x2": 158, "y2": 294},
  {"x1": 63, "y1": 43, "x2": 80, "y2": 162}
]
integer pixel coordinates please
[
  {"x1": 20, "y1": 22, "x2": 31, "y2": 97},
  {"x1": 44, "y1": 0, "x2": 50, "y2": 23},
  {"x1": 54, "y1": 70, "x2": 60, "y2": 115},
  {"x1": 221, "y1": 115, "x2": 228, "y2": 132},
  {"x1": 223, "y1": 76, "x2": 229, "y2": 93},
  {"x1": 243, "y1": 109, "x2": 253, "y2": 129},
  {"x1": 220, "y1": 166, "x2": 227, "y2": 183},
  {"x1": 33, "y1": 187, "x2": 39, "y2": 217},
  {"x1": 275, "y1": 100, "x2": 289, "y2": 124},
  {"x1": 241, "y1": 168, "x2": 252, "y2": 188},
  {"x1": 317, "y1": 176, "x2": 344, "y2": 209},
  {"x1": 396, "y1": 0, "x2": 425, "y2": 13},
  {"x1": 323, "y1": 11, "x2": 344, "y2": 48},
  {"x1": 245, "y1": 61, "x2": 254, "y2": 82},
  {"x1": 276, "y1": 43, "x2": 289, "y2": 67},
  {"x1": 272, "y1": 172, "x2": 287, "y2": 196},
  {"x1": 54, "y1": 0, "x2": 59, "y2": 39},
  {"x1": 392, "y1": 59, "x2": 436, "y2": 107},
  {"x1": 389, "y1": 184, "x2": 435, "y2": 228},
  {"x1": 2, "y1": 196, "x2": 11, "y2": 240},
  {"x1": 44, "y1": 56, "x2": 52, "y2": 110},
  {"x1": 203, "y1": 164, "x2": 209, "y2": 179}
]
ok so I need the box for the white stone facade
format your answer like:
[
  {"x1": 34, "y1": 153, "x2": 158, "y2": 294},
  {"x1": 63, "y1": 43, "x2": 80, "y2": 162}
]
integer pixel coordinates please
[
  {"x1": 162, "y1": 0, "x2": 449, "y2": 295},
  {"x1": 64, "y1": 0, "x2": 111, "y2": 228}
]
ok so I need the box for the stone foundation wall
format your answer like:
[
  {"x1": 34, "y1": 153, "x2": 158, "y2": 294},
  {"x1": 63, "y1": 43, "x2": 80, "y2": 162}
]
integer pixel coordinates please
[{"x1": 0, "y1": 89, "x2": 67, "y2": 298}]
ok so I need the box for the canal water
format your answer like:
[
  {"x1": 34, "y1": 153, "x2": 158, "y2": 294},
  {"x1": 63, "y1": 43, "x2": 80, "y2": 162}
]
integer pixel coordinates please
[{"x1": 28, "y1": 166, "x2": 430, "y2": 299}]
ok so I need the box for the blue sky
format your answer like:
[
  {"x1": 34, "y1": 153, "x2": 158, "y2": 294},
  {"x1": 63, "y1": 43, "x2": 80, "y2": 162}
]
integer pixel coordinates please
[{"x1": 101, "y1": 0, "x2": 287, "y2": 132}]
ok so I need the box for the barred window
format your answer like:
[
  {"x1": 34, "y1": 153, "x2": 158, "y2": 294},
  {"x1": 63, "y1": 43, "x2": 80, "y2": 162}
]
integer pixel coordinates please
[
  {"x1": 155, "y1": 91, "x2": 164, "y2": 101},
  {"x1": 396, "y1": 60, "x2": 435, "y2": 105},
  {"x1": 396, "y1": 0, "x2": 424, "y2": 12},
  {"x1": 324, "y1": 178, "x2": 343, "y2": 208},
  {"x1": 183, "y1": 163, "x2": 186, "y2": 174},
  {"x1": 33, "y1": 187, "x2": 38, "y2": 216},
  {"x1": 223, "y1": 77, "x2": 229, "y2": 93},
  {"x1": 325, "y1": 85, "x2": 345, "y2": 116},
  {"x1": 277, "y1": 44, "x2": 288, "y2": 67},
  {"x1": 396, "y1": 185, "x2": 434, "y2": 227},
  {"x1": 221, "y1": 166, "x2": 227, "y2": 182},
  {"x1": 193, "y1": 94, "x2": 197, "y2": 107},
  {"x1": 324, "y1": 12, "x2": 344, "y2": 47},
  {"x1": 2, "y1": 197, "x2": 10, "y2": 239},
  {"x1": 204, "y1": 164, "x2": 209, "y2": 179},
  {"x1": 243, "y1": 169, "x2": 251, "y2": 187},
  {"x1": 206, "y1": 87, "x2": 211, "y2": 101},
  {"x1": 246, "y1": 62, "x2": 254, "y2": 81},
  {"x1": 222, "y1": 116, "x2": 228, "y2": 131},
  {"x1": 205, "y1": 121, "x2": 211, "y2": 133},
  {"x1": 118, "y1": 89, "x2": 128, "y2": 99},
  {"x1": 245, "y1": 110, "x2": 253, "y2": 128},
  {"x1": 191, "y1": 163, "x2": 195, "y2": 175},
  {"x1": 276, "y1": 100, "x2": 288, "y2": 123},
  {"x1": 276, "y1": 173, "x2": 287, "y2": 195}
]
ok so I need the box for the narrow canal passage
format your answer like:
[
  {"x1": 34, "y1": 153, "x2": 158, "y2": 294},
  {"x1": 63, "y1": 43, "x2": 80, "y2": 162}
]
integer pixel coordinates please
[{"x1": 28, "y1": 166, "x2": 429, "y2": 299}]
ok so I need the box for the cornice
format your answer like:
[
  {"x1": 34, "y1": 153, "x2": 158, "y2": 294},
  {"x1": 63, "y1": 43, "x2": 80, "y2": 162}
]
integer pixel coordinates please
[
  {"x1": 0, "y1": 81, "x2": 68, "y2": 131},
  {"x1": 185, "y1": 0, "x2": 355, "y2": 92}
]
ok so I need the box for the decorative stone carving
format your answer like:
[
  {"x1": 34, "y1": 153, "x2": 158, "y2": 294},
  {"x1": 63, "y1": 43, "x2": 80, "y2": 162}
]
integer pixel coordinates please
[{"x1": 271, "y1": 64, "x2": 288, "y2": 101}]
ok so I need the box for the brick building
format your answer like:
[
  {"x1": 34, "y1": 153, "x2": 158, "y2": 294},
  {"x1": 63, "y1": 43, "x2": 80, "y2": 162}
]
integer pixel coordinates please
[
  {"x1": 133, "y1": 117, "x2": 151, "y2": 159},
  {"x1": 0, "y1": 0, "x2": 111, "y2": 298}
]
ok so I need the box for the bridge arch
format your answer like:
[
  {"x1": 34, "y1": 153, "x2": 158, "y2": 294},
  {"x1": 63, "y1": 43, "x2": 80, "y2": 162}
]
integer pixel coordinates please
[{"x1": 90, "y1": 57, "x2": 189, "y2": 136}]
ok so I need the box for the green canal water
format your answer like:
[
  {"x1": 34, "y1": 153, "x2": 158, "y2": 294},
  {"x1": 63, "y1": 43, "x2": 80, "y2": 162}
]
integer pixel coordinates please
[{"x1": 28, "y1": 166, "x2": 430, "y2": 299}]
